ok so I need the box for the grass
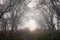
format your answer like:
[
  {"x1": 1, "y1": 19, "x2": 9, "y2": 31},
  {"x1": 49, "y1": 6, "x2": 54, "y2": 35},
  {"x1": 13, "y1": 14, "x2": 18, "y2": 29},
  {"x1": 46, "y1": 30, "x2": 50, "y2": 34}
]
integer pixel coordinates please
[{"x1": 0, "y1": 30, "x2": 60, "y2": 40}]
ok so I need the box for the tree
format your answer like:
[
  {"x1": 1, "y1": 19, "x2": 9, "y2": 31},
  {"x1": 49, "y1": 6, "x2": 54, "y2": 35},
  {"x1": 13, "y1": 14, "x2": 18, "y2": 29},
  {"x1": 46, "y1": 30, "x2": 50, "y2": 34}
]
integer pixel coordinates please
[
  {"x1": 50, "y1": 0, "x2": 60, "y2": 30},
  {"x1": 0, "y1": 0, "x2": 11, "y2": 31}
]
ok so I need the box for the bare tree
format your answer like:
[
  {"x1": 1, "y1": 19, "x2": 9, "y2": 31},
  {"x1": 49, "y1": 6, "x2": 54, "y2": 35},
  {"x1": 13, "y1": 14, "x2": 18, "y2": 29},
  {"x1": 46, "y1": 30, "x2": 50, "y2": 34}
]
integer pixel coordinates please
[{"x1": 50, "y1": 0, "x2": 60, "y2": 30}]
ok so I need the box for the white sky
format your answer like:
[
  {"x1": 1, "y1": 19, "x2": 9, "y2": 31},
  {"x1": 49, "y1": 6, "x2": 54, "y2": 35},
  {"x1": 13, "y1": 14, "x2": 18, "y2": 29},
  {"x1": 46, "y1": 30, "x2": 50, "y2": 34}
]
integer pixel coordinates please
[{"x1": 0, "y1": 0, "x2": 6, "y2": 5}]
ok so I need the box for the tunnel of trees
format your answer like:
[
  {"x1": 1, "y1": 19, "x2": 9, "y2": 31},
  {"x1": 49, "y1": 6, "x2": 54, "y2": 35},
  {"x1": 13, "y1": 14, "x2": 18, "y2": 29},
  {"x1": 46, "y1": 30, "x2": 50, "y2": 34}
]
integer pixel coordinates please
[
  {"x1": 0, "y1": 0, "x2": 60, "y2": 40},
  {"x1": 0, "y1": 0, "x2": 59, "y2": 31}
]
